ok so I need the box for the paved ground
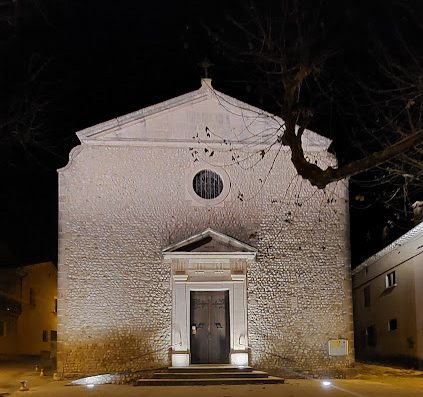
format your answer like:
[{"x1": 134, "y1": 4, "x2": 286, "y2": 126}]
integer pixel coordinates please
[
  {"x1": 0, "y1": 356, "x2": 51, "y2": 395},
  {"x1": 3, "y1": 378, "x2": 423, "y2": 397},
  {"x1": 1, "y1": 360, "x2": 422, "y2": 397}
]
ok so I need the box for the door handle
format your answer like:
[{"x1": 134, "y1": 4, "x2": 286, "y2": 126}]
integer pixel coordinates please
[{"x1": 191, "y1": 325, "x2": 197, "y2": 335}]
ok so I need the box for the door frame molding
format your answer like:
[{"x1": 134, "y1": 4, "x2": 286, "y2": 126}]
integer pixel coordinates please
[
  {"x1": 162, "y1": 230, "x2": 256, "y2": 368},
  {"x1": 168, "y1": 257, "x2": 251, "y2": 367}
]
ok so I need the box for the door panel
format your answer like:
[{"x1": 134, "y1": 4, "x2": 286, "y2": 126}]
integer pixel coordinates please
[
  {"x1": 190, "y1": 291, "x2": 230, "y2": 364},
  {"x1": 190, "y1": 292, "x2": 209, "y2": 364}
]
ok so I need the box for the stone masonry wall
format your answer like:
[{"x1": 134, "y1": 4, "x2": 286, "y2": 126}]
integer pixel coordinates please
[{"x1": 57, "y1": 144, "x2": 354, "y2": 377}]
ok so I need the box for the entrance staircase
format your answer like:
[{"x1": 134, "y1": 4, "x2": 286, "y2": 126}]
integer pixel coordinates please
[{"x1": 135, "y1": 365, "x2": 284, "y2": 386}]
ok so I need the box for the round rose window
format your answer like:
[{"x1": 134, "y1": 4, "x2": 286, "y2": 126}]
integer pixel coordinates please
[{"x1": 192, "y1": 170, "x2": 223, "y2": 199}]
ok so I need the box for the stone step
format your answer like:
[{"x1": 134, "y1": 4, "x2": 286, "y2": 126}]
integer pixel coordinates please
[
  {"x1": 153, "y1": 370, "x2": 269, "y2": 379},
  {"x1": 135, "y1": 376, "x2": 284, "y2": 386},
  {"x1": 167, "y1": 365, "x2": 252, "y2": 373},
  {"x1": 135, "y1": 366, "x2": 284, "y2": 386}
]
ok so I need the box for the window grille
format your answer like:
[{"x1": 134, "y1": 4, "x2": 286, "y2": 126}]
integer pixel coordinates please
[{"x1": 193, "y1": 170, "x2": 223, "y2": 199}]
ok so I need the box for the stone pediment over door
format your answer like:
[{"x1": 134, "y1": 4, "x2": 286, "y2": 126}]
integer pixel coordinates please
[
  {"x1": 162, "y1": 228, "x2": 257, "y2": 259},
  {"x1": 162, "y1": 228, "x2": 256, "y2": 285}
]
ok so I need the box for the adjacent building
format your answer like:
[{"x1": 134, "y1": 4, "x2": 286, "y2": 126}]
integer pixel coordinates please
[
  {"x1": 0, "y1": 262, "x2": 57, "y2": 357},
  {"x1": 352, "y1": 222, "x2": 423, "y2": 368},
  {"x1": 58, "y1": 79, "x2": 354, "y2": 377},
  {"x1": 0, "y1": 267, "x2": 22, "y2": 356}
]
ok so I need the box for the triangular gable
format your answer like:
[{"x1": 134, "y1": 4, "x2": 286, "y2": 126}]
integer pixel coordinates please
[
  {"x1": 162, "y1": 228, "x2": 257, "y2": 257},
  {"x1": 76, "y1": 79, "x2": 331, "y2": 150}
]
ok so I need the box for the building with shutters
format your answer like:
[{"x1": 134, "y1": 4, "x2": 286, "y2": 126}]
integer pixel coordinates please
[
  {"x1": 0, "y1": 262, "x2": 57, "y2": 358},
  {"x1": 352, "y1": 222, "x2": 423, "y2": 368}
]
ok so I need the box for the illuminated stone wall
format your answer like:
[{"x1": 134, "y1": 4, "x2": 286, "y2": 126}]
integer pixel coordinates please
[
  {"x1": 58, "y1": 143, "x2": 353, "y2": 377},
  {"x1": 57, "y1": 81, "x2": 353, "y2": 377}
]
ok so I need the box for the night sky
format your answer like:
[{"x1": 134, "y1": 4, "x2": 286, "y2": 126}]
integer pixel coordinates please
[{"x1": 1, "y1": 0, "x2": 421, "y2": 267}]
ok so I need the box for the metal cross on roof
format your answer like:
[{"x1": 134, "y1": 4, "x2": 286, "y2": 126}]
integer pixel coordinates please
[{"x1": 198, "y1": 57, "x2": 214, "y2": 78}]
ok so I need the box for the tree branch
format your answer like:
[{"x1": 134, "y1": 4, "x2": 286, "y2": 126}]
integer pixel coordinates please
[{"x1": 284, "y1": 127, "x2": 423, "y2": 189}]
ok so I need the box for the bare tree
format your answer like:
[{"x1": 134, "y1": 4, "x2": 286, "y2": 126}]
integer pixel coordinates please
[
  {"x1": 207, "y1": 0, "x2": 423, "y2": 195},
  {"x1": 0, "y1": 0, "x2": 65, "y2": 168}
]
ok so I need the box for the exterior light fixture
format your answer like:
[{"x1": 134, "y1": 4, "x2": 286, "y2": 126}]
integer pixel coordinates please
[{"x1": 19, "y1": 380, "x2": 29, "y2": 391}]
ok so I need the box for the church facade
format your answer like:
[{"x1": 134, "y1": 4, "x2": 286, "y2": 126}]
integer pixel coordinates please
[{"x1": 57, "y1": 79, "x2": 354, "y2": 377}]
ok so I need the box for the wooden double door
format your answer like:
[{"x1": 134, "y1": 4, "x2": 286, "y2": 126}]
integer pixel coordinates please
[{"x1": 190, "y1": 291, "x2": 230, "y2": 364}]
